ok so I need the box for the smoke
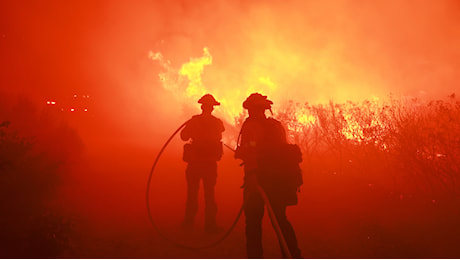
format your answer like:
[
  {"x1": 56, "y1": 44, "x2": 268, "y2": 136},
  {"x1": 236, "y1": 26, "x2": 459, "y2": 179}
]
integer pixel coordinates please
[
  {"x1": 2, "y1": 0, "x2": 460, "y2": 185},
  {"x1": 1, "y1": 1, "x2": 460, "y2": 256},
  {"x1": 142, "y1": 0, "x2": 460, "y2": 125},
  {"x1": 3, "y1": 0, "x2": 459, "y2": 144},
  {"x1": 148, "y1": 0, "x2": 460, "y2": 99}
]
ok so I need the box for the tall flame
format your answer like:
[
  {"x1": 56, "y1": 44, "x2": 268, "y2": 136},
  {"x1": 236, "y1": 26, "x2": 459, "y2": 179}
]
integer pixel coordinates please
[
  {"x1": 149, "y1": 47, "x2": 279, "y2": 125},
  {"x1": 178, "y1": 47, "x2": 212, "y2": 98},
  {"x1": 149, "y1": 48, "x2": 397, "y2": 145}
]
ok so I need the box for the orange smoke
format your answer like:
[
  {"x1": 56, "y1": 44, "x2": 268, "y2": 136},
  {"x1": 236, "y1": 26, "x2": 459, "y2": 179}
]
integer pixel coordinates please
[{"x1": 147, "y1": 0, "x2": 459, "y2": 144}]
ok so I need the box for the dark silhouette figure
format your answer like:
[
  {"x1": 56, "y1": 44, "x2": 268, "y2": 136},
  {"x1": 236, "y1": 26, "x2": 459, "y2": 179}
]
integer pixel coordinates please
[
  {"x1": 180, "y1": 94, "x2": 225, "y2": 233},
  {"x1": 235, "y1": 93, "x2": 303, "y2": 258}
]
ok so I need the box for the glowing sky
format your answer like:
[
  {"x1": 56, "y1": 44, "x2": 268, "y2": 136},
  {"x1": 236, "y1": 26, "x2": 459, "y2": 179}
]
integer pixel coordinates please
[{"x1": 2, "y1": 0, "x2": 460, "y2": 140}]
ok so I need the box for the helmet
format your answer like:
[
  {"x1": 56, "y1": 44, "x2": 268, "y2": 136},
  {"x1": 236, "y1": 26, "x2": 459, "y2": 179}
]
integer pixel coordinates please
[
  {"x1": 198, "y1": 94, "x2": 220, "y2": 106},
  {"x1": 243, "y1": 93, "x2": 273, "y2": 110}
]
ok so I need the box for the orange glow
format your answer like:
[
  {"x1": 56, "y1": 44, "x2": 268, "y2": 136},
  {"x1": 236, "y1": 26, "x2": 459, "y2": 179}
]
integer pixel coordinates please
[
  {"x1": 150, "y1": 48, "x2": 284, "y2": 125},
  {"x1": 3, "y1": 1, "x2": 460, "y2": 258},
  {"x1": 150, "y1": 49, "x2": 388, "y2": 143}
]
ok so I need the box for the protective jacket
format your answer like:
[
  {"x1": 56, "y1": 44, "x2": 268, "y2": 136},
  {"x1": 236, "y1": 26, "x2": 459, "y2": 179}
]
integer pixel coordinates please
[
  {"x1": 181, "y1": 114, "x2": 225, "y2": 162},
  {"x1": 235, "y1": 117, "x2": 302, "y2": 206}
]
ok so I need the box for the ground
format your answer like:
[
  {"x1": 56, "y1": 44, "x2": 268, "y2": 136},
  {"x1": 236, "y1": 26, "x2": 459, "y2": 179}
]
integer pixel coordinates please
[{"x1": 58, "y1": 138, "x2": 460, "y2": 258}]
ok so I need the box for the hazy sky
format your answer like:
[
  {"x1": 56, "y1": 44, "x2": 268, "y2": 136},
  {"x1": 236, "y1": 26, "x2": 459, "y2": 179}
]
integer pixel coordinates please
[{"x1": 2, "y1": 0, "x2": 459, "y2": 141}]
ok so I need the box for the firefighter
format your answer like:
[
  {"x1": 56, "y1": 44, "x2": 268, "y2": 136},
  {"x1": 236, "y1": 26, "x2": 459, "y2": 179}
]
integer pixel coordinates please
[
  {"x1": 180, "y1": 94, "x2": 225, "y2": 233},
  {"x1": 235, "y1": 93, "x2": 302, "y2": 258}
]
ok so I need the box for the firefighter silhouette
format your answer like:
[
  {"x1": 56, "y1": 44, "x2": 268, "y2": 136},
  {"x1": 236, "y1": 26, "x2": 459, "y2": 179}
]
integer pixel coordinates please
[
  {"x1": 180, "y1": 94, "x2": 225, "y2": 233},
  {"x1": 235, "y1": 93, "x2": 303, "y2": 258}
]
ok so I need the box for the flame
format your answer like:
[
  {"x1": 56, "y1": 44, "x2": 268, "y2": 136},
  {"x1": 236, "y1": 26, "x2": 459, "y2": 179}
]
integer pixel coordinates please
[
  {"x1": 277, "y1": 97, "x2": 389, "y2": 145},
  {"x1": 149, "y1": 48, "x2": 279, "y2": 125},
  {"x1": 150, "y1": 48, "x2": 386, "y2": 143},
  {"x1": 342, "y1": 112, "x2": 363, "y2": 141},
  {"x1": 149, "y1": 47, "x2": 212, "y2": 99},
  {"x1": 296, "y1": 112, "x2": 316, "y2": 126},
  {"x1": 178, "y1": 47, "x2": 212, "y2": 98}
]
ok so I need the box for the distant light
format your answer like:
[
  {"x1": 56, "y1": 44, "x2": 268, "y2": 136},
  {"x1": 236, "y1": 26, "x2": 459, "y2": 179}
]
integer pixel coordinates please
[
  {"x1": 47, "y1": 101, "x2": 50, "y2": 104},
  {"x1": 74, "y1": 94, "x2": 77, "y2": 98},
  {"x1": 84, "y1": 108, "x2": 88, "y2": 112},
  {"x1": 51, "y1": 101, "x2": 56, "y2": 105},
  {"x1": 70, "y1": 108, "x2": 75, "y2": 112}
]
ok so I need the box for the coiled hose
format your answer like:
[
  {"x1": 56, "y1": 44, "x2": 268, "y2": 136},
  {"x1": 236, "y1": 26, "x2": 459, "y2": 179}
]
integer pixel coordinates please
[
  {"x1": 146, "y1": 120, "x2": 292, "y2": 257},
  {"x1": 146, "y1": 120, "x2": 244, "y2": 250}
]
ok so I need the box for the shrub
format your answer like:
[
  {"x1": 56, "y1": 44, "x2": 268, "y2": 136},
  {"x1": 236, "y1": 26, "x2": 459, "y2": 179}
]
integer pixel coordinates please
[
  {"x1": 0, "y1": 93, "x2": 83, "y2": 257},
  {"x1": 276, "y1": 94, "x2": 460, "y2": 201}
]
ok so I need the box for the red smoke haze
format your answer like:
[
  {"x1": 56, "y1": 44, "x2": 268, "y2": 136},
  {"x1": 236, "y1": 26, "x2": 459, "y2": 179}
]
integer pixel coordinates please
[{"x1": 1, "y1": 0, "x2": 460, "y2": 258}]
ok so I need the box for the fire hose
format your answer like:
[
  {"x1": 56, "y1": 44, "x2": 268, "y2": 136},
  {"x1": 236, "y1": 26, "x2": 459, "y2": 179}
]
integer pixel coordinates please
[
  {"x1": 146, "y1": 119, "x2": 243, "y2": 250},
  {"x1": 146, "y1": 120, "x2": 292, "y2": 257}
]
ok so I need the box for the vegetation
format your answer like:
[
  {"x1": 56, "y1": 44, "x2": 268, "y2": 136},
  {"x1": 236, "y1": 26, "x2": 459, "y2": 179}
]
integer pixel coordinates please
[
  {"x1": 276, "y1": 94, "x2": 460, "y2": 200},
  {"x1": 1, "y1": 90, "x2": 459, "y2": 257},
  {"x1": 0, "y1": 93, "x2": 84, "y2": 258},
  {"x1": 275, "y1": 94, "x2": 460, "y2": 257}
]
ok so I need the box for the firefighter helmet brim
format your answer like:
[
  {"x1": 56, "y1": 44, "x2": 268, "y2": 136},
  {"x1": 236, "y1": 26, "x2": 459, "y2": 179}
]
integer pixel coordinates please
[
  {"x1": 198, "y1": 94, "x2": 220, "y2": 106},
  {"x1": 243, "y1": 93, "x2": 273, "y2": 110}
]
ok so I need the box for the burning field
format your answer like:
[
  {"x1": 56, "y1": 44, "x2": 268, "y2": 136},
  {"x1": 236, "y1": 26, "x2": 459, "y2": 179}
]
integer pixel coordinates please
[{"x1": 1, "y1": 0, "x2": 460, "y2": 258}]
